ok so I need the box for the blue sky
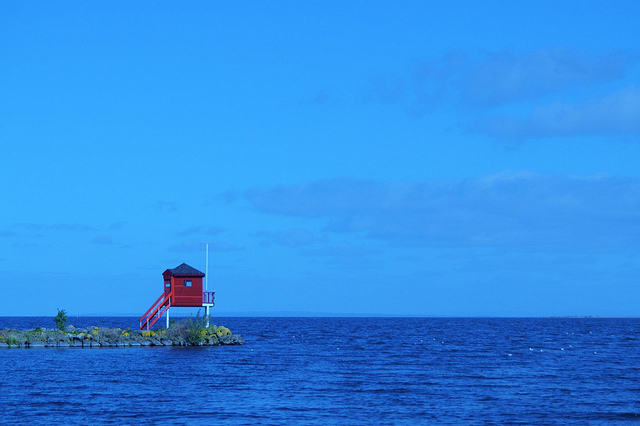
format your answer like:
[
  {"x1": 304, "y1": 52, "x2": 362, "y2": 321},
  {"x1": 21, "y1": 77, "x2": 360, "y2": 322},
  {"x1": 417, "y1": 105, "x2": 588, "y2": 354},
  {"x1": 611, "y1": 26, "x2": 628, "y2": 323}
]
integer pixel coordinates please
[{"x1": 2, "y1": 2, "x2": 640, "y2": 316}]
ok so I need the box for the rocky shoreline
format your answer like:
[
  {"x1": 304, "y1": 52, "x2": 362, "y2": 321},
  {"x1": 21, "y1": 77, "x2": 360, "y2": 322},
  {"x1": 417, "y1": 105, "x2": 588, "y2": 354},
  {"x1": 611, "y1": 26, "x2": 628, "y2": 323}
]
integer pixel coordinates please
[{"x1": 0, "y1": 322, "x2": 244, "y2": 348}]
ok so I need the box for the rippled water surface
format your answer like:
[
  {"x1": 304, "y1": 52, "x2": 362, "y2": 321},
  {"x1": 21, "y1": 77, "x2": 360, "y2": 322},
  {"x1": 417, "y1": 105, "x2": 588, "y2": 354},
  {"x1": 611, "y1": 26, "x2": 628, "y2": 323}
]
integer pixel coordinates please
[{"x1": 1, "y1": 317, "x2": 640, "y2": 424}]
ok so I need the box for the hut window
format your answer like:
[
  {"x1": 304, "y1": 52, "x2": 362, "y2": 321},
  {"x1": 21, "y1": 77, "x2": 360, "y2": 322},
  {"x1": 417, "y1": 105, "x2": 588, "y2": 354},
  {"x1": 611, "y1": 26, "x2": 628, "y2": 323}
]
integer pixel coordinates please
[
  {"x1": 165, "y1": 281, "x2": 171, "y2": 288},
  {"x1": 185, "y1": 280, "x2": 192, "y2": 287}
]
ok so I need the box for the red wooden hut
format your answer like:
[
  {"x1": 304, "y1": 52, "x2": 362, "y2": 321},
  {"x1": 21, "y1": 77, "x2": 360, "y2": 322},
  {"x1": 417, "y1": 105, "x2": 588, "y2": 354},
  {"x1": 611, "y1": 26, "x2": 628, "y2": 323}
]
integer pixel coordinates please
[
  {"x1": 140, "y1": 263, "x2": 215, "y2": 330},
  {"x1": 163, "y1": 263, "x2": 205, "y2": 307}
]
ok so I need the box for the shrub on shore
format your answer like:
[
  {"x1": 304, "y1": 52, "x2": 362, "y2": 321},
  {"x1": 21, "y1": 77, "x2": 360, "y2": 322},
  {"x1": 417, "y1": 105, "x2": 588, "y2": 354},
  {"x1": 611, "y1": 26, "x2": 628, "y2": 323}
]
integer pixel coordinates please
[
  {"x1": 54, "y1": 309, "x2": 67, "y2": 331},
  {"x1": 186, "y1": 313, "x2": 209, "y2": 346}
]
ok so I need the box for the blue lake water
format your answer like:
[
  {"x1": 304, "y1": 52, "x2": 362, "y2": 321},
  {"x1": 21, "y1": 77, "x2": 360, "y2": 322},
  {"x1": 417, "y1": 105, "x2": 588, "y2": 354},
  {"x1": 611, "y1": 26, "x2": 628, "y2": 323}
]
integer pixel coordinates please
[{"x1": 1, "y1": 317, "x2": 640, "y2": 424}]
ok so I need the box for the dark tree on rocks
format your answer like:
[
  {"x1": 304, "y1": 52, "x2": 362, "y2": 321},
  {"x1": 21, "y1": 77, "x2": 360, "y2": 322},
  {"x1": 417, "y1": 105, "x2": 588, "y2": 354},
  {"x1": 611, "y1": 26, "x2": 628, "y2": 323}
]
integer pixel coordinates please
[{"x1": 54, "y1": 309, "x2": 67, "y2": 331}]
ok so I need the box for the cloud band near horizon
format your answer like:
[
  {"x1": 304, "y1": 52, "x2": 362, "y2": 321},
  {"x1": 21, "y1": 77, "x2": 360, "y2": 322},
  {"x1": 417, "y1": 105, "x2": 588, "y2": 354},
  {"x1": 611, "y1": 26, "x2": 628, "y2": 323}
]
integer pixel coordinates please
[{"x1": 245, "y1": 174, "x2": 640, "y2": 252}]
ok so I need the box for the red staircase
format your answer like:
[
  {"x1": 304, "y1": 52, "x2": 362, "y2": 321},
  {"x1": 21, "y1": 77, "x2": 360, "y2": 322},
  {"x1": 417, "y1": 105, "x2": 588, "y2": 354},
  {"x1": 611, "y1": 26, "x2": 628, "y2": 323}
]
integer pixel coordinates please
[{"x1": 140, "y1": 291, "x2": 172, "y2": 330}]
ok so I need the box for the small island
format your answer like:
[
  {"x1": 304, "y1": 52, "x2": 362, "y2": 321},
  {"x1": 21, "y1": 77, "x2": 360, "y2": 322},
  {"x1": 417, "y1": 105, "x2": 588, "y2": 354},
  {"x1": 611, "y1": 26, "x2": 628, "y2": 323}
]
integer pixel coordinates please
[
  {"x1": 1, "y1": 261, "x2": 246, "y2": 349},
  {"x1": 0, "y1": 314, "x2": 244, "y2": 349}
]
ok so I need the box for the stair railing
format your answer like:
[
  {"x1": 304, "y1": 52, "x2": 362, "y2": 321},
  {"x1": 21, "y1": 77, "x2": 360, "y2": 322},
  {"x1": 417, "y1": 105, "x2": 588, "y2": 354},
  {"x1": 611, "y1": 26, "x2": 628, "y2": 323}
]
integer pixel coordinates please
[{"x1": 140, "y1": 291, "x2": 172, "y2": 330}]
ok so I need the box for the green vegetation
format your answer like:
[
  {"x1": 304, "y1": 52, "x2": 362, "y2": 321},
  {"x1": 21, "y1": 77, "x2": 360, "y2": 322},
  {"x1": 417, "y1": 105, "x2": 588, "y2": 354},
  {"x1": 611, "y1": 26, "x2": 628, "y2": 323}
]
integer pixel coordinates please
[
  {"x1": 186, "y1": 312, "x2": 210, "y2": 346},
  {"x1": 54, "y1": 309, "x2": 68, "y2": 331},
  {"x1": 6, "y1": 336, "x2": 20, "y2": 347},
  {"x1": 95, "y1": 327, "x2": 121, "y2": 343}
]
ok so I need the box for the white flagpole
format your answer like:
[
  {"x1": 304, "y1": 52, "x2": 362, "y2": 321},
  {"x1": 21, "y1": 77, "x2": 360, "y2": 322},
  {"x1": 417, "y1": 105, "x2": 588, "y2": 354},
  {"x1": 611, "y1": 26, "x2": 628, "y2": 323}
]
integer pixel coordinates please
[{"x1": 205, "y1": 243, "x2": 209, "y2": 291}]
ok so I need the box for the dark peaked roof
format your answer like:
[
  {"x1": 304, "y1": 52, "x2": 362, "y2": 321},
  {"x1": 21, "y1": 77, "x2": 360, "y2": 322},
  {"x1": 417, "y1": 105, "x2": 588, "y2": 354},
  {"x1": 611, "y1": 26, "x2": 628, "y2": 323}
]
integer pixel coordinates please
[{"x1": 169, "y1": 263, "x2": 205, "y2": 276}]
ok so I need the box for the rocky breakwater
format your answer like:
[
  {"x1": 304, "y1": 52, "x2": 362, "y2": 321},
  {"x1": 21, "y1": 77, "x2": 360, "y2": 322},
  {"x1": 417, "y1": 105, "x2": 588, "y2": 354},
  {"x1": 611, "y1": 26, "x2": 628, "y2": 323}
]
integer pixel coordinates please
[{"x1": 0, "y1": 321, "x2": 244, "y2": 348}]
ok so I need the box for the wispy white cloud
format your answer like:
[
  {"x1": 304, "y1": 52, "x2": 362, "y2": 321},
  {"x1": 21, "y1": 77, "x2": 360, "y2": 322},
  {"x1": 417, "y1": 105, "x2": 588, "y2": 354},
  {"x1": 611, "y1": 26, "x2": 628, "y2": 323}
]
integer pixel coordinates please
[
  {"x1": 246, "y1": 175, "x2": 640, "y2": 251},
  {"x1": 10, "y1": 223, "x2": 95, "y2": 232},
  {"x1": 0, "y1": 230, "x2": 19, "y2": 238},
  {"x1": 0, "y1": 222, "x2": 95, "y2": 239},
  {"x1": 218, "y1": 190, "x2": 238, "y2": 204},
  {"x1": 299, "y1": 243, "x2": 384, "y2": 269},
  {"x1": 473, "y1": 85, "x2": 640, "y2": 140},
  {"x1": 459, "y1": 48, "x2": 634, "y2": 107},
  {"x1": 299, "y1": 244, "x2": 381, "y2": 258},
  {"x1": 109, "y1": 222, "x2": 126, "y2": 230},
  {"x1": 255, "y1": 228, "x2": 317, "y2": 248},
  {"x1": 371, "y1": 48, "x2": 636, "y2": 111},
  {"x1": 91, "y1": 234, "x2": 114, "y2": 245},
  {"x1": 168, "y1": 240, "x2": 243, "y2": 253},
  {"x1": 178, "y1": 226, "x2": 224, "y2": 237},
  {"x1": 369, "y1": 48, "x2": 640, "y2": 141},
  {"x1": 168, "y1": 241, "x2": 206, "y2": 253},
  {"x1": 298, "y1": 90, "x2": 336, "y2": 106},
  {"x1": 153, "y1": 200, "x2": 178, "y2": 213}
]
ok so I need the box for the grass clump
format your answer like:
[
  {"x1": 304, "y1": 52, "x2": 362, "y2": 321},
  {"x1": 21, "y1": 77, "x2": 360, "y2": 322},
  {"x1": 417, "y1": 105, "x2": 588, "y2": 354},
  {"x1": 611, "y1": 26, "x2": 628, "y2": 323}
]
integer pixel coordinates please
[
  {"x1": 162, "y1": 312, "x2": 228, "y2": 346},
  {"x1": 165, "y1": 321, "x2": 188, "y2": 344},
  {"x1": 96, "y1": 328, "x2": 121, "y2": 343}
]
